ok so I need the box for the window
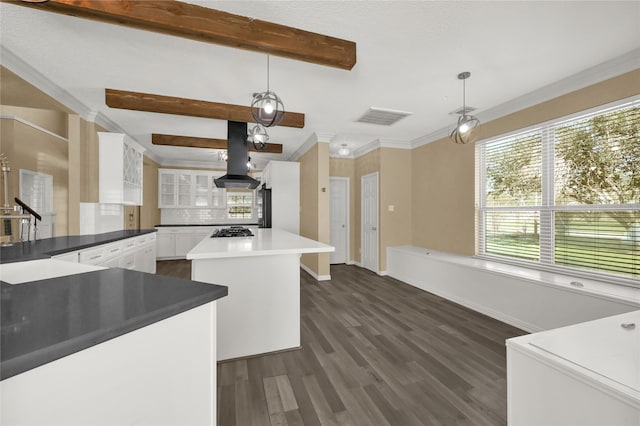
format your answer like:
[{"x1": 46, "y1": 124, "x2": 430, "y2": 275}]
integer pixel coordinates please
[
  {"x1": 477, "y1": 98, "x2": 640, "y2": 284},
  {"x1": 227, "y1": 191, "x2": 254, "y2": 219}
]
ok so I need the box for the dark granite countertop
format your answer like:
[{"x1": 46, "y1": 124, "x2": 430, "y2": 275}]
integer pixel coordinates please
[
  {"x1": 0, "y1": 229, "x2": 156, "y2": 264},
  {"x1": 155, "y1": 224, "x2": 258, "y2": 227},
  {"x1": 0, "y1": 268, "x2": 227, "y2": 380}
]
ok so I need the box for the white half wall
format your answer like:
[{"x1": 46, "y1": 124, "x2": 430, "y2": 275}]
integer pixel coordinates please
[{"x1": 387, "y1": 246, "x2": 640, "y2": 332}]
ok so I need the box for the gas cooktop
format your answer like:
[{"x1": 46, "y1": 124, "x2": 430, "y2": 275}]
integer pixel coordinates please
[{"x1": 210, "y1": 226, "x2": 254, "y2": 238}]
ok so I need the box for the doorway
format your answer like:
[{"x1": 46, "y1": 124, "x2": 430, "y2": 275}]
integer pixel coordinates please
[
  {"x1": 329, "y1": 177, "x2": 349, "y2": 264},
  {"x1": 361, "y1": 172, "x2": 378, "y2": 273}
]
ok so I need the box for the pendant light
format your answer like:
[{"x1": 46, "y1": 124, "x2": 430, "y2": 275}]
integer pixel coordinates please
[
  {"x1": 450, "y1": 71, "x2": 480, "y2": 144},
  {"x1": 251, "y1": 55, "x2": 285, "y2": 128},
  {"x1": 248, "y1": 123, "x2": 269, "y2": 151}
]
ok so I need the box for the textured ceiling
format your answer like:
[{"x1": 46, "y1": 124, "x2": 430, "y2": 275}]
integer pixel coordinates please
[{"x1": 1, "y1": 1, "x2": 639, "y2": 169}]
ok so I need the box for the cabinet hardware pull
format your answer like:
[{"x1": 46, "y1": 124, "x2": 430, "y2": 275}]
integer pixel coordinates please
[{"x1": 621, "y1": 323, "x2": 636, "y2": 330}]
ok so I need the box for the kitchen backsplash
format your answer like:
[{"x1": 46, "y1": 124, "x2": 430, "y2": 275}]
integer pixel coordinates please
[{"x1": 161, "y1": 208, "x2": 257, "y2": 225}]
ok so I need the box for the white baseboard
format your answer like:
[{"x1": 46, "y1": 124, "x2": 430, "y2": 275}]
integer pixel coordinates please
[
  {"x1": 346, "y1": 260, "x2": 357, "y2": 265},
  {"x1": 379, "y1": 270, "x2": 388, "y2": 276},
  {"x1": 300, "y1": 263, "x2": 331, "y2": 281}
]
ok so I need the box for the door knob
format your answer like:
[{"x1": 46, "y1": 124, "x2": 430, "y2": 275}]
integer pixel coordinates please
[{"x1": 372, "y1": 226, "x2": 377, "y2": 230}]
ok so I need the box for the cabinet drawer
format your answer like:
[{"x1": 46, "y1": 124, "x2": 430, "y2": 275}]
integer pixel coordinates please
[
  {"x1": 79, "y1": 246, "x2": 106, "y2": 264},
  {"x1": 121, "y1": 238, "x2": 137, "y2": 252}
]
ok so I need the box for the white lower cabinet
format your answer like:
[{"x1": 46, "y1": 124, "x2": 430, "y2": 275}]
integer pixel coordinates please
[
  {"x1": 61, "y1": 233, "x2": 156, "y2": 274},
  {"x1": 156, "y1": 227, "x2": 214, "y2": 260}
]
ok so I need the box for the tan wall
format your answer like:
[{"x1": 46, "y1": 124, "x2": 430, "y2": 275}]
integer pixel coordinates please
[
  {"x1": 329, "y1": 157, "x2": 356, "y2": 262},
  {"x1": 411, "y1": 68, "x2": 640, "y2": 256},
  {"x1": 354, "y1": 149, "x2": 380, "y2": 264},
  {"x1": 299, "y1": 142, "x2": 331, "y2": 277},
  {"x1": 300, "y1": 143, "x2": 319, "y2": 273},
  {"x1": 0, "y1": 116, "x2": 69, "y2": 237},
  {"x1": 379, "y1": 148, "x2": 413, "y2": 270},
  {"x1": 317, "y1": 143, "x2": 330, "y2": 277},
  {"x1": 141, "y1": 156, "x2": 161, "y2": 229}
]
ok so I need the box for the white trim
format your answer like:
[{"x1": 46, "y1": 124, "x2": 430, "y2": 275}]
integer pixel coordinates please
[
  {"x1": 288, "y1": 132, "x2": 335, "y2": 162},
  {"x1": 160, "y1": 159, "x2": 227, "y2": 170},
  {"x1": 411, "y1": 49, "x2": 640, "y2": 149},
  {"x1": 300, "y1": 263, "x2": 331, "y2": 281},
  {"x1": 353, "y1": 139, "x2": 381, "y2": 158},
  {"x1": 2, "y1": 46, "x2": 162, "y2": 164},
  {"x1": 0, "y1": 114, "x2": 69, "y2": 142},
  {"x1": 329, "y1": 176, "x2": 350, "y2": 265},
  {"x1": 379, "y1": 270, "x2": 388, "y2": 276},
  {"x1": 346, "y1": 260, "x2": 357, "y2": 265},
  {"x1": 0, "y1": 46, "x2": 93, "y2": 119},
  {"x1": 476, "y1": 98, "x2": 640, "y2": 286}
]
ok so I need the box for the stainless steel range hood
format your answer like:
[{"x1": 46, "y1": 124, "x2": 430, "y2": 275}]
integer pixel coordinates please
[{"x1": 214, "y1": 121, "x2": 260, "y2": 189}]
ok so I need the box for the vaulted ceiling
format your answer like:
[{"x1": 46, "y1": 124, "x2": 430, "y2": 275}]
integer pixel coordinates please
[{"x1": 1, "y1": 1, "x2": 638, "y2": 170}]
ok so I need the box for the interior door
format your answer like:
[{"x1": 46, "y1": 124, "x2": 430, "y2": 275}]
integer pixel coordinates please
[
  {"x1": 329, "y1": 177, "x2": 349, "y2": 264},
  {"x1": 361, "y1": 173, "x2": 378, "y2": 273}
]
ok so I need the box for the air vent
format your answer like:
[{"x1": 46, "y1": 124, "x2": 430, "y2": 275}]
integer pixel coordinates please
[
  {"x1": 356, "y1": 107, "x2": 412, "y2": 126},
  {"x1": 449, "y1": 106, "x2": 477, "y2": 116}
]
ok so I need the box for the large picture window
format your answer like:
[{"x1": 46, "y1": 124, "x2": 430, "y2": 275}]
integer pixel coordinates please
[{"x1": 477, "y1": 98, "x2": 639, "y2": 284}]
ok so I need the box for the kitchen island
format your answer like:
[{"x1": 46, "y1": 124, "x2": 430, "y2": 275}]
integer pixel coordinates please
[
  {"x1": 1, "y1": 235, "x2": 228, "y2": 426},
  {"x1": 188, "y1": 228, "x2": 333, "y2": 361}
]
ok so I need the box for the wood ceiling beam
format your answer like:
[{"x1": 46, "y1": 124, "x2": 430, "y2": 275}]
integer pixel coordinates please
[
  {"x1": 14, "y1": 0, "x2": 356, "y2": 70},
  {"x1": 152, "y1": 134, "x2": 283, "y2": 154},
  {"x1": 106, "y1": 89, "x2": 305, "y2": 129}
]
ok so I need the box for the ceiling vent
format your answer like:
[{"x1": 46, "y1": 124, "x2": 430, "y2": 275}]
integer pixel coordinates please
[
  {"x1": 449, "y1": 106, "x2": 477, "y2": 116},
  {"x1": 356, "y1": 107, "x2": 412, "y2": 126}
]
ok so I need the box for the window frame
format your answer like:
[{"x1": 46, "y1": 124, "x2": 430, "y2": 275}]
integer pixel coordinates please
[
  {"x1": 476, "y1": 96, "x2": 640, "y2": 287},
  {"x1": 226, "y1": 190, "x2": 255, "y2": 220}
]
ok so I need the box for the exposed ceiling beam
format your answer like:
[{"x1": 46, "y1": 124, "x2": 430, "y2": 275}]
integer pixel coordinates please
[
  {"x1": 14, "y1": 0, "x2": 356, "y2": 70},
  {"x1": 152, "y1": 134, "x2": 283, "y2": 154},
  {"x1": 106, "y1": 89, "x2": 305, "y2": 129}
]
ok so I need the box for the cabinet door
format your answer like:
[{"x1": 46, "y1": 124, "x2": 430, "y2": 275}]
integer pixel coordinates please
[
  {"x1": 158, "y1": 170, "x2": 177, "y2": 208},
  {"x1": 194, "y1": 174, "x2": 210, "y2": 207},
  {"x1": 145, "y1": 244, "x2": 157, "y2": 273},
  {"x1": 210, "y1": 176, "x2": 227, "y2": 208},
  {"x1": 176, "y1": 172, "x2": 194, "y2": 207},
  {"x1": 156, "y1": 233, "x2": 176, "y2": 258}
]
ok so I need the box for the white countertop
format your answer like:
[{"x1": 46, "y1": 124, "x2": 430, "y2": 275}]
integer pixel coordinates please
[
  {"x1": 507, "y1": 310, "x2": 640, "y2": 403},
  {"x1": 186, "y1": 228, "x2": 334, "y2": 260}
]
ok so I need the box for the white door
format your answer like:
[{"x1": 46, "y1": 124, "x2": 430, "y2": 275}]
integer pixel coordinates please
[
  {"x1": 361, "y1": 173, "x2": 378, "y2": 273},
  {"x1": 329, "y1": 177, "x2": 349, "y2": 264}
]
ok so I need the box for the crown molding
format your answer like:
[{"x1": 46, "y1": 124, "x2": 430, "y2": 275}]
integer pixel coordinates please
[
  {"x1": 159, "y1": 159, "x2": 228, "y2": 170},
  {"x1": 353, "y1": 139, "x2": 381, "y2": 158},
  {"x1": 2, "y1": 47, "x2": 163, "y2": 164},
  {"x1": 288, "y1": 131, "x2": 336, "y2": 161},
  {"x1": 412, "y1": 48, "x2": 640, "y2": 149},
  {"x1": 1, "y1": 46, "x2": 94, "y2": 120},
  {"x1": 378, "y1": 138, "x2": 412, "y2": 149}
]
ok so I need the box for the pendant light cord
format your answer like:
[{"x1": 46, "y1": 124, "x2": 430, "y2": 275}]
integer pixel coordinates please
[{"x1": 267, "y1": 55, "x2": 270, "y2": 92}]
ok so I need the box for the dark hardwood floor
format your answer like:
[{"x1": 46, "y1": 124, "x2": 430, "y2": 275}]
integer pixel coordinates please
[{"x1": 156, "y1": 260, "x2": 526, "y2": 426}]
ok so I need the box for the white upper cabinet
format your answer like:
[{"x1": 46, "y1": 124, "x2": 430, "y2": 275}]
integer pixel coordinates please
[
  {"x1": 159, "y1": 169, "x2": 177, "y2": 208},
  {"x1": 98, "y1": 133, "x2": 145, "y2": 205},
  {"x1": 158, "y1": 168, "x2": 226, "y2": 209},
  {"x1": 176, "y1": 171, "x2": 194, "y2": 207}
]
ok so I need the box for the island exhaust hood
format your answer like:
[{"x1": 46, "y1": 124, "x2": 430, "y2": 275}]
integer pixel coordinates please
[{"x1": 214, "y1": 121, "x2": 260, "y2": 189}]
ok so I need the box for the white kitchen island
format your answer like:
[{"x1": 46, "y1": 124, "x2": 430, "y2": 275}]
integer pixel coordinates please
[{"x1": 187, "y1": 228, "x2": 334, "y2": 361}]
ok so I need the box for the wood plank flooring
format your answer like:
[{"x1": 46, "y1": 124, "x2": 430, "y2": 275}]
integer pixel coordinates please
[{"x1": 156, "y1": 261, "x2": 527, "y2": 426}]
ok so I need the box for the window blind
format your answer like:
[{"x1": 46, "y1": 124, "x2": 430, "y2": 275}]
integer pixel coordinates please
[{"x1": 477, "y1": 98, "x2": 640, "y2": 283}]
